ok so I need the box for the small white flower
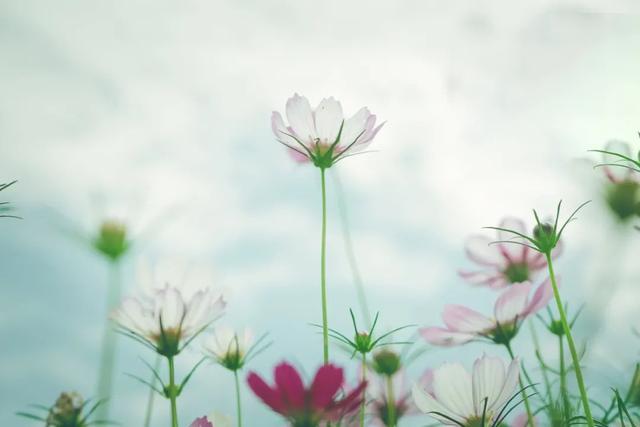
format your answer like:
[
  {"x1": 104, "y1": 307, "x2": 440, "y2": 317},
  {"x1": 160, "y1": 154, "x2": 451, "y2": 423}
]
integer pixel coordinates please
[
  {"x1": 412, "y1": 354, "x2": 520, "y2": 426},
  {"x1": 203, "y1": 327, "x2": 253, "y2": 371},
  {"x1": 112, "y1": 284, "x2": 225, "y2": 357}
]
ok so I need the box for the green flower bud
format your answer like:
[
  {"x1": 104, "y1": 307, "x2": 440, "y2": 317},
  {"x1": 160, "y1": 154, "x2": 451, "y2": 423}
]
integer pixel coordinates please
[
  {"x1": 533, "y1": 222, "x2": 557, "y2": 253},
  {"x1": 93, "y1": 220, "x2": 129, "y2": 261},
  {"x1": 605, "y1": 181, "x2": 640, "y2": 221},
  {"x1": 372, "y1": 349, "x2": 401, "y2": 377},
  {"x1": 547, "y1": 319, "x2": 565, "y2": 337},
  {"x1": 354, "y1": 331, "x2": 373, "y2": 353}
]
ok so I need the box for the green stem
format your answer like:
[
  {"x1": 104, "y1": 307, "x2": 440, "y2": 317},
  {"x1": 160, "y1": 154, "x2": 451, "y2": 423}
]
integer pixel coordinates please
[
  {"x1": 333, "y1": 171, "x2": 372, "y2": 328},
  {"x1": 95, "y1": 260, "x2": 122, "y2": 421},
  {"x1": 234, "y1": 370, "x2": 243, "y2": 427},
  {"x1": 143, "y1": 355, "x2": 161, "y2": 427},
  {"x1": 545, "y1": 253, "x2": 594, "y2": 427},
  {"x1": 168, "y1": 357, "x2": 179, "y2": 427},
  {"x1": 530, "y1": 321, "x2": 553, "y2": 405},
  {"x1": 558, "y1": 334, "x2": 570, "y2": 419},
  {"x1": 360, "y1": 353, "x2": 366, "y2": 427},
  {"x1": 386, "y1": 375, "x2": 396, "y2": 427},
  {"x1": 320, "y1": 167, "x2": 329, "y2": 364},
  {"x1": 505, "y1": 343, "x2": 534, "y2": 427}
]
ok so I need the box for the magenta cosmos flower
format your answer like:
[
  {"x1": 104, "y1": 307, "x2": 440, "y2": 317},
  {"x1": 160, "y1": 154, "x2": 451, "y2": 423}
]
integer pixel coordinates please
[
  {"x1": 421, "y1": 280, "x2": 552, "y2": 347},
  {"x1": 247, "y1": 361, "x2": 366, "y2": 426},
  {"x1": 271, "y1": 94, "x2": 384, "y2": 168},
  {"x1": 190, "y1": 417, "x2": 213, "y2": 427},
  {"x1": 460, "y1": 217, "x2": 562, "y2": 289}
]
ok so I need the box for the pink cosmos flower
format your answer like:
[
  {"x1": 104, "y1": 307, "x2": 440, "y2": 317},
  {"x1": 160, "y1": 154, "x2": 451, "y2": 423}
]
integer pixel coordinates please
[
  {"x1": 421, "y1": 280, "x2": 553, "y2": 347},
  {"x1": 247, "y1": 361, "x2": 366, "y2": 426},
  {"x1": 460, "y1": 217, "x2": 561, "y2": 289},
  {"x1": 190, "y1": 416, "x2": 213, "y2": 427},
  {"x1": 367, "y1": 369, "x2": 433, "y2": 426},
  {"x1": 271, "y1": 94, "x2": 384, "y2": 168}
]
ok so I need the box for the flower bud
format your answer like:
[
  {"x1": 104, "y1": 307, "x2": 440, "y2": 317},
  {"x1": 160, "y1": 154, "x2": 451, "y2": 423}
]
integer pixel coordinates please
[
  {"x1": 533, "y1": 222, "x2": 557, "y2": 253},
  {"x1": 372, "y1": 349, "x2": 401, "y2": 377},
  {"x1": 605, "y1": 181, "x2": 640, "y2": 221},
  {"x1": 354, "y1": 331, "x2": 372, "y2": 353},
  {"x1": 46, "y1": 392, "x2": 84, "y2": 426},
  {"x1": 547, "y1": 319, "x2": 565, "y2": 337},
  {"x1": 94, "y1": 220, "x2": 129, "y2": 261}
]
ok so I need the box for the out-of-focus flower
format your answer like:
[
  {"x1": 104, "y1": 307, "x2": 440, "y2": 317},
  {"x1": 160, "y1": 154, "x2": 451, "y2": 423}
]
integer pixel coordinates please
[
  {"x1": 190, "y1": 416, "x2": 214, "y2": 427},
  {"x1": 421, "y1": 280, "x2": 552, "y2": 347},
  {"x1": 412, "y1": 354, "x2": 520, "y2": 426},
  {"x1": 594, "y1": 140, "x2": 640, "y2": 221},
  {"x1": 247, "y1": 361, "x2": 366, "y2": 426},
  {"x1": 203, "y1": 327, "x2": 266, "y2": 371},
  {"x1": 271, "y1": 94, "x2": 384, "y2": 168},
  {"x1": 18, "y1": 392, "x2": 103, "y2": 427},
  {"x1": 368, "y1": 369, "x2": 432, "y2": 426},
  {"x1": 460, "y1": 218, "x2": 560, "y2": 289},
  {"x1": 112, "y1": 284, "x2": 225, "y2": 357}
]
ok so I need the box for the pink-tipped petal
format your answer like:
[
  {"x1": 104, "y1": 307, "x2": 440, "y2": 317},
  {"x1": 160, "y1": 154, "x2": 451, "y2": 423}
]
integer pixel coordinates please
[
  {"x1": 494, "y1": 282, "x2": 533, "y2": 324},
  {"x1": 274, "y1": 362, "x2": 306, "y2": 410},
  {"x1": 310, "y1": 364, "x2": 344, "y2": 409},
  {"x1": 465, "y1": 235, "x2": 507, "y2": 268},
  {"x1": 420, "y1": 327, "x2": 475, "y2": 347},
  {"x1": 496, "y1": 217, "x2": 528, "y2": 263},
  {"x1": 442, "y1": 305, "x2": 493, "y2": 333},
  {"x1": 523, "y1": 278, "x2": 554, "y2": 316},
  {"x1": 189, "y1": 417, "x2": 213, "y2": 427}
]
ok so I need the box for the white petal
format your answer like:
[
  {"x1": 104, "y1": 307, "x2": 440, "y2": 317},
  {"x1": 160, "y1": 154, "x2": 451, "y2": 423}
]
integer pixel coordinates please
[
  {"x1": 339, "y1": 107, "x2": 370, "y2": 149},
  {"x1": 432, "y1": 363, "x2": 475, "y2": 419},
  {"x1": 285, "y1": 94, "x2": 316, "y2": 141},
  {"x1": 271, "y1": 111, "x2": 300, "y2": 148},
  {"x1": 412, "y1": 384, "x2": 462, "y2": 425},
  {"x1": 492, "y1": 358, "x2": 521, "y2": 413},
  {"x1": 465, "y1": 235, "x2": 507, "y2": 268},
  {"x1": 472, "y1": 354, "x2": 506, "y2": 415},
  {"x1": 314, "y1": 97, "x2": 343, "y2": 142}
]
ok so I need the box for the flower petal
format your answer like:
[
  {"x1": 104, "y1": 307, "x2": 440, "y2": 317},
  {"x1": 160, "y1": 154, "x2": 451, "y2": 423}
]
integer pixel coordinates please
[
  {"x1": 420, "y1": 327, "x2": 475, "y2": 347},
  {"x1": 274, "y1": 362, "x2": 306, "y2": 410},
  {"x1": 247, "y1": 371, "x2": 285, "y2": 414},
  {"x1": 412, "y1": 383, "x2": 462, "y2": 424},
  {"x1": 432, "y1": 363, "x2": 475, "y2": 419},
  {"x1": 494, "y1": 282, "x2": 532, "y2": 324},
  {"x1": 472, "y1": 354, "x2": 506, "y2": 415},
  {"x1": 602, "y1": 140, "x2": 634, "y2": 183},
  {"x1": 523, "y1": 278, "x2": 553, "y2": 317},
  {"x1": 286, "y1": 94, "x2": 317, "y2": 142},
  {"x1": 491, "y1": 358, "x2": 521, "y2": 412},
  {"x1": 496, "y1": 217, "x2": 528, "y2": 263},
  {"x1": 310, "y1": 364, "x2": 344, "y2": 409},
  {"x1": 314, "y1": 97, "x2": 343, "y2": 143},
  {"x1": 442, "y1": 305, "x2": 493, "y2": 333},
  {"x1": 465, "y1": 235, "x2": 507, "y2": 268},
  {"x1": 339, "y1": 107, "x2": 370, "y2": 149}
]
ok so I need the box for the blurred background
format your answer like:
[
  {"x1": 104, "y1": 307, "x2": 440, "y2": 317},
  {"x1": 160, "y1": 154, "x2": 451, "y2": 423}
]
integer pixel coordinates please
[{"x1": 2, "y1": 0, "x2": 640, "y2": 425}]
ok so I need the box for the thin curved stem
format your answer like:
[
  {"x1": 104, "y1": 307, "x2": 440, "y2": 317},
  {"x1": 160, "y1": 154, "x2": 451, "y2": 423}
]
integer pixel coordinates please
[
  {"x1": 558, "y1": 334, "x2": 570, "y2": 419},
  {"x1": 320, "y1": 168, "x2": 329, "y2": 364},
  {"x1": 234, "y1": 370, "x2": 243, "y2": 427},
  {"x1": 545, "y1": 253, "x2": 594, "y2": 427},
  {"x1": 168, "y1": 357, "x2": 179, "y2": 427},
  {"x1": 143, "y1": 355, "x2": 161, "y2": 427},
  {"x1": 95, "y1": 260, "x2": 122, "y2": 421},
  {"x1": 333, "y1": 171, "x2": 372, "y2": 327},
  {"x1": 505, "y1": 342, "x2": 535, "y2": 427}
]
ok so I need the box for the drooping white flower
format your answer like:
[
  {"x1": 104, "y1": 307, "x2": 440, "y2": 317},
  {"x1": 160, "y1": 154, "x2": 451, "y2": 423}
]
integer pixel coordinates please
[
  {"x1": 412, "y1": 354, "x2": 520, "y2": 426},
  {"x1": 202, "y1": 327, "x2": 253, "y2": 371},
  {"x1": 271, "y1": 94, "x2": 384, "y2": 168},
  {"x1": 112, "y1": 284, "x2": 225, "y2": 357}
]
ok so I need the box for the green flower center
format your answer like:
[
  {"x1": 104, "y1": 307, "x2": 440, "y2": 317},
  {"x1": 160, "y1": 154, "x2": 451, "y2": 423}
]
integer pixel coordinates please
[{"x1": 503, "y1": 262, "x2": 530, "y2": 284}]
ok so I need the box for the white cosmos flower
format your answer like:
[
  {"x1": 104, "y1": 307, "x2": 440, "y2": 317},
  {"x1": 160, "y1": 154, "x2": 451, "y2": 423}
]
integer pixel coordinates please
[
  {"x1": 412, "y1": 354, "x2": 520, "y2": 427},
  {"x1": 202, "y1": 327, "x2": 253, "y2": 371},
  {"x1": 112, "y1": 284, "x2": 225, "y2": 357},
  {"x1": 271, "y1": 93, "x2": 384, "y2": 168}
]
